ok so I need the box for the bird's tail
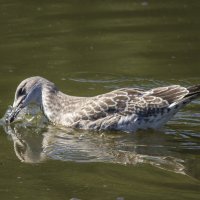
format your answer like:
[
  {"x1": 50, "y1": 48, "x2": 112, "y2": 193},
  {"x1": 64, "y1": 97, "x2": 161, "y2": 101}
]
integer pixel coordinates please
[{"x1": 185, "y1": 84, "x2": 200, "y2": 100}]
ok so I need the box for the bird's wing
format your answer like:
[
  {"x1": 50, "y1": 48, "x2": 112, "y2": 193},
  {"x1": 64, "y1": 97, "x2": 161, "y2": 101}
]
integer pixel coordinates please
[
  {"x1": 145, "y1": 85, "x2": 189, "y2": 104},
  {"x1": 75, "y1": 88, "x2": 173, "y2": 121}
]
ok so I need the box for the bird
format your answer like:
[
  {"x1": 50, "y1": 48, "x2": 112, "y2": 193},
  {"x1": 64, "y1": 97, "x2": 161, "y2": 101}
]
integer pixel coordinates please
[{"x1": 5, "y1": 76, "x2": 200, "y2": 132}]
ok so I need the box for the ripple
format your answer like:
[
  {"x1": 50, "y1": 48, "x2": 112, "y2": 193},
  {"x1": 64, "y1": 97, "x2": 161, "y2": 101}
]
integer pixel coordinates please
[{"x1": 67, "y1": 72, "x2": 127, "y2": 83}]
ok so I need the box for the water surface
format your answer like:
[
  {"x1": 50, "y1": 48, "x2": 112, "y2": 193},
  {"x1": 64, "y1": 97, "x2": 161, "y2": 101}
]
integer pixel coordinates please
[{"x1": 0, "y1": 0, "x2": 200, "y2": 199}]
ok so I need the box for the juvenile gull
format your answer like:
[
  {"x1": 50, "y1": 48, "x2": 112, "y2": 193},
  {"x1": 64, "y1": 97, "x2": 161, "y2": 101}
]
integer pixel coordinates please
[{"x1": 6, "y1": 76, "x2": 200, "y2": 132}]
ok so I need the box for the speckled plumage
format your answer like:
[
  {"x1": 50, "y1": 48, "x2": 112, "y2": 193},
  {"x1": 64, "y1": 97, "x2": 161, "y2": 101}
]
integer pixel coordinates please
[{"x1": 6, "y1": 76, "x2": 200, "y2": 132}]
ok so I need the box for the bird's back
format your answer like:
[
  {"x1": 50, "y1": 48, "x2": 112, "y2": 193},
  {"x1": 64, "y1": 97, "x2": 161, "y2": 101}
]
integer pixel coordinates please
[{"x1": 62, "y1": 85, "x2": 200, "y2": 131}]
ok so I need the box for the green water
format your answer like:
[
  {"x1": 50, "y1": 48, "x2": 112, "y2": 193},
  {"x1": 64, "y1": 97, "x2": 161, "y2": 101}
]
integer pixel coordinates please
[{"x1": 0, "y1": 0, "x2": 200, "y2": 199}]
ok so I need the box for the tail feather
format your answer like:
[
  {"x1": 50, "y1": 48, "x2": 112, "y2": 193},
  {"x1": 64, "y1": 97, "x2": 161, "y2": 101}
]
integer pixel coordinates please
[{"x1": 185, "y1": 84, "x2": 200, "y2": 98}]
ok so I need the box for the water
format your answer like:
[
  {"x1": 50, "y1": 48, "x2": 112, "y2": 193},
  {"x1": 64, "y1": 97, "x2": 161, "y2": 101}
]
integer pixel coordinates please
[{"x1": 0, "y1": 0, "x2": 200, "y2": 199}]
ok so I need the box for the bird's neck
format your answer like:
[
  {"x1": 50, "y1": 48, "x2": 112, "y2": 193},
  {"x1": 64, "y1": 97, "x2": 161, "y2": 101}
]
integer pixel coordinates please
[{"x1": 41, "y1": 85, "x2": 85, "y2": 125}]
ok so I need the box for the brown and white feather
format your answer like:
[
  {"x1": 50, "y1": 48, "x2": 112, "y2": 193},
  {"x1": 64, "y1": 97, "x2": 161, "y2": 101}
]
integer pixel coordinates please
[{"x1": 9, "y1": 77, "x2": 200, "y2": 132}]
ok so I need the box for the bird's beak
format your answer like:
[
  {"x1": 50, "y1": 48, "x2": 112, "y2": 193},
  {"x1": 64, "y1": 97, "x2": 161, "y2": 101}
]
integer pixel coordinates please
[{"x1": 6, "y1": 96, "x2": 26, "y2": 124}]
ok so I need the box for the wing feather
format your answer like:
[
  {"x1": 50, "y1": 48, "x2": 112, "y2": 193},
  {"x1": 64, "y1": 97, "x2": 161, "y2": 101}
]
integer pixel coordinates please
[
  {"x1": 66, "y1": 85, "x2": 199, "y2": 130},
  {"x1": 147, "y1": 85, "x2": 189, "y2": 104},
  {"x1": 75, "y1": 88, "x2": 171, "y2": 121}
]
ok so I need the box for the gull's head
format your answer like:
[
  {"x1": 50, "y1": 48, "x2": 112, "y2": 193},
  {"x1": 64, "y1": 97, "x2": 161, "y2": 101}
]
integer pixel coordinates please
[{"x1": 6, "y1": 76, "x2": 48, "y2": 123}]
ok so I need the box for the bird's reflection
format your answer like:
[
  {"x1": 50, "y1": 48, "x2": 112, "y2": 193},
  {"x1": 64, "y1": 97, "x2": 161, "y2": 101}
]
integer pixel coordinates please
[{"x1": 3, "y1": 122, "x2": 185, "y2": 175}]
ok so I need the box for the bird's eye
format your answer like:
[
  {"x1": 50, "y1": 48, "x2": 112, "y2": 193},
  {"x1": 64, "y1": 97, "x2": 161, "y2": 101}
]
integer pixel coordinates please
[{"x1": 17, "y1": 87, "x2": 26, "y2": 98}]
